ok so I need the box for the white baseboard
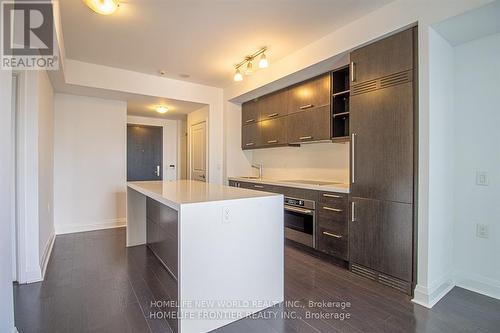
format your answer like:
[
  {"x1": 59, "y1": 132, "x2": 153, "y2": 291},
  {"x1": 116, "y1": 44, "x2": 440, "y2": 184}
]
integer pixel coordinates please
[
  {"x1": 412, "y1": 275, "x2": 455, "y2": 308},
  {"x1": 454, "y1": 272, "x2": 500, "y2": 300},
  {"x1": 40, "y1": 233, "x2": 55, "y2": 279},
  {"x1": 55, "y1": 218, "x2": 126, "y2": 235}
]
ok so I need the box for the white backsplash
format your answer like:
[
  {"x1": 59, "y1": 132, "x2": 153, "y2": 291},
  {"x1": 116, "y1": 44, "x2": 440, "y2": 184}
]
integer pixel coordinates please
[{"x1": 251, "y1": 142, "x2": 350, "y2": 183}]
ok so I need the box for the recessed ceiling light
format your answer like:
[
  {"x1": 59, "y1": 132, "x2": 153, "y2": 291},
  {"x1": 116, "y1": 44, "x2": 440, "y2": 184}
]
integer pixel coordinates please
[
  {"x1": 156, "y1": 106, "x2": 168, "y2": 114},
  {"x1": 159, "y1": 70, "x2": 166, "y2": 76},
  {"x1": 83, "y1": 0, "x2": 119, "y2": 15}
]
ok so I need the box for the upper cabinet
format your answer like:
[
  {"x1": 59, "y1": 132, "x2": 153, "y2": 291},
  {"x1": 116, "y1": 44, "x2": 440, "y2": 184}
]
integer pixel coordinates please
[
  {"x1": 241, "y1": 99, "x2": 260, "y2": 125},
  {"x1": 287, "y1": 106, "x2": 331, "y2": 144},
  {"x1": 258, "y1": 89, "x2": 289, "y2": 121},
  {"x1": 241, "y1": 122, "x2": 260, "y2": 149},
  {"x1": 350, "y1": 28, "x2": 414, "y2": 85},
  {"x1": 288, "y1": 74, "x2": 331, "y2": 114}
]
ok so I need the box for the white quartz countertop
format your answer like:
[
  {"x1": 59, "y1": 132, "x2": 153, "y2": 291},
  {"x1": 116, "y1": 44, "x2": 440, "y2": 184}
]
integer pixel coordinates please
[
  {"x1": 127, "y1": 180, "x2": 280, "y2": 210},
  {"x1": 228, "y1": 177, "x2": 350, "y2": 193}
]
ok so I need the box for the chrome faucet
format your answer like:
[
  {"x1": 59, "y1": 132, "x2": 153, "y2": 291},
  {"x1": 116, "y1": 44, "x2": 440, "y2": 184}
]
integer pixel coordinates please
[{"x1": 252, "y1": 163, "x2": 263, "y2": 179}]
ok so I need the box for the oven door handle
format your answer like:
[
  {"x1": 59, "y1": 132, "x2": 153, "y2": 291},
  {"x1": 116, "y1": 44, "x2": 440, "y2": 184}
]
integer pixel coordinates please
[{"x1": 284, "y1": 205, "x2": 314, "y2": 215}]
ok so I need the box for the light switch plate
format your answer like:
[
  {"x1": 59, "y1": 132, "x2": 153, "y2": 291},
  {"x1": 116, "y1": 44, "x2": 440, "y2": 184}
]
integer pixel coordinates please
[
  {"x1": 476, "y1": 224, "x2": 489, "y2": 238},
  {"x1": 476, "y1": 171, "x2": 489, "y2": 186}
]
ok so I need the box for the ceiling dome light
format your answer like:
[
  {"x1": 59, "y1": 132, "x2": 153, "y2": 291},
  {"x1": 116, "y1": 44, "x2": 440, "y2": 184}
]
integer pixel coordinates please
[
  {"x1": 156, "y1": 106, "x2": 168, "y2": 114},
  {"x1": 245, "y1": 61, "x2": 253, "y2": 75},
  {"x1": 234, "y1": 68, "x2": 243, "y2": 82},
  {"x1": 83, "y1": 0, "x2": 119, "y2": 15},
  {"x1": 258, "y1": 53, "x2": 269, "y2": 69}
]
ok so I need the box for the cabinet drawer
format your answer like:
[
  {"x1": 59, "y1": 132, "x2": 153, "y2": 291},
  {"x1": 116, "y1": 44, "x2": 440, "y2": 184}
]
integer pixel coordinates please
[
  {"x1": 317, "y1": 226, "x2": 348, "y2": 260},
  {"x1": 239, "y1": 182, "x2": 275, "y2": 193},
  {"x1": 318, "y1": 191, "x2": 347, "y2": 207},
  {"x1": 317, "y1": 211, "x2": 347, "y2": 233}
]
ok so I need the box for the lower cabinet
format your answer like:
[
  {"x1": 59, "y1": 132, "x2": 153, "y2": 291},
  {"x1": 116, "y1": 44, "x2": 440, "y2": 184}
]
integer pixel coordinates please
[
  {"x1": 316, "y1": 191, "x2": 348, "y2": 260},
  {"x1": 349, "y1": 197, "x2": 413, "y2": 283}
]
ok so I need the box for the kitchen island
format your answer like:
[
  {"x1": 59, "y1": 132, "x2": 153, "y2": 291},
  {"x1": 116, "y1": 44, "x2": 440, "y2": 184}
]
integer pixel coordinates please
[{"x1": 126, "y1": 180, "x2": 284, "y2": 333}]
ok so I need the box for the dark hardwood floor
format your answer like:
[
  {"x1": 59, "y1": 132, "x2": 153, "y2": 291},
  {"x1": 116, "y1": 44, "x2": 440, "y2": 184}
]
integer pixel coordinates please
[{"x1": 14, "y1": 228, "x2": 500, "y2": 333}]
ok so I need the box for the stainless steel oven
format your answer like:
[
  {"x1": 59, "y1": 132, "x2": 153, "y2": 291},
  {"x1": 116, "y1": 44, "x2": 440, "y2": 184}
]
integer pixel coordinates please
[{"x1": 284, "y1": 196, "x2": 315, "y2": 248}]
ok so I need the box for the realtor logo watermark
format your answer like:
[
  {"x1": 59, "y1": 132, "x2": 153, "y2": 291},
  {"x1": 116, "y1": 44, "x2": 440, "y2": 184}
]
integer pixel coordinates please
[{"x1": 1, "y1": 1, "x2": 58, "y2": 70}]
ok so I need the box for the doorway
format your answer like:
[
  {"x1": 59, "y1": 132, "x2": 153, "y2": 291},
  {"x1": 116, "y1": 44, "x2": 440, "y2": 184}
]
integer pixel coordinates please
[
  {"x1": 189, "y1": 121, "x2": 207, "y2": 182},
  {"x1": 127, "y1": 124, "x2": 163, "y2": 181}
]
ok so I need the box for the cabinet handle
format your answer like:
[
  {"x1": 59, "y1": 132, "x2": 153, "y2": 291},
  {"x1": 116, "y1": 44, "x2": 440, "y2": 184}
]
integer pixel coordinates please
[
  {"x1": 351, "y1": 132, "x2": 356, "y2": 184},
  {"x1": 351, "y1": 201, "x2": 356, "y2": 222},
  {"x1": 245, "y1": 119, "x2": 255, "y2": 123},
  {"x1": 267, "y1": 140, "x2": 278, "y2": 144},
  {"x1": 322, "y1": 206, "x2": 343, "y2": 213},
  {"x1": 323, "y1": 193, "x2": 342, "y2": 199},
  {"x1": 323, "y1": 231, "x2": 342, "y2": 239},
  {"x1": 268, "y1": 113, "x2": 279, "y2": 118},
  {"x1": 350, "y1": 61, "x2": 356, "y2": 82},
  {"x1": 299, "y1": 104, "x2": 314, "y2": 110},
  {"x1": 245, "y1": 142, "x2": 255, "y2": 146},
  {"x1": 299, "y1": 136, "x2": 312, "y2": 140},
  {"x1": 253, "y1": 185, "x2": 264, "y2": 188}
]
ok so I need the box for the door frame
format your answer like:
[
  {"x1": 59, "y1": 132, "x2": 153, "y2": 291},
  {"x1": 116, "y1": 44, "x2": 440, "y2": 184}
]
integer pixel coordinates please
[{"x1": 188, "y1": 119, "x2": 209, "y2": 181}]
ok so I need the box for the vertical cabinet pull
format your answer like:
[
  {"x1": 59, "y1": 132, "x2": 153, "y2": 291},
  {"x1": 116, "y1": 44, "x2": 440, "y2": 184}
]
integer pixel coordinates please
[
  {"x1": 350, "y1": 61, "x2": 356, "y2": 82},
  {"x1": 351, "y1": 201, "x2": 356, "y2": 222},
  {"x1": 351, "y1": 133, "x2": 356, "y2": 183}
]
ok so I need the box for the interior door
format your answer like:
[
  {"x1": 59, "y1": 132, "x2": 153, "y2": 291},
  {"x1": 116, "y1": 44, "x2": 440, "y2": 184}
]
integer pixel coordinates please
[
  {"x1": 190, "y1": 121, "x2": 207, "y2": 182},
  {"x1": 127, "y1": 124, "x2": 162, "y2": 181}
]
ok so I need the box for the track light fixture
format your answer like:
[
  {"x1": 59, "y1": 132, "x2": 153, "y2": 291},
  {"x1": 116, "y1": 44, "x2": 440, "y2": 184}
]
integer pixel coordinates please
[{"x1": 233, "y1": 47, "x2": 268, "y2": 82}]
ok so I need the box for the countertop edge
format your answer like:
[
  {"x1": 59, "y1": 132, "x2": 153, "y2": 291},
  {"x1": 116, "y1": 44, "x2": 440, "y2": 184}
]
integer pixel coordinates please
[
  {"x1": 127, "y1": 183, "x2": 181, "y2": 211},
  {"x1": 228, "y1": 177, "x2": 350, "y2": 194}
]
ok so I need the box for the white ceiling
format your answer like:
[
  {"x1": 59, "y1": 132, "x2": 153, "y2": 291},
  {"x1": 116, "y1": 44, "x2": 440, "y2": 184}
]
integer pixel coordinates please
[
  {"x1": 127, "y1": 96, "x2": 205, "y2": 120},
  {"x1": 433, "y1": 0, "x2": 500, "y2": 46},
  {"x1": 59, "y1": 0, "x2": 394, "y2": 88}
]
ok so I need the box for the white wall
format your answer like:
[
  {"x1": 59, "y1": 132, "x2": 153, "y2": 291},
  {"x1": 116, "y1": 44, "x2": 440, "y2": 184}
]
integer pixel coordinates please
[
  {"x1": 251, "y1": 143, "x2": 350, "y2": 182},
  {"x1": 180, "y1": 119, "x2": 188, "y2": 179},
  {"x1": 0, "y1": 66, "x2": 15, "y2": 333},
  {"x1": 37, "y1": 71, "x2": 55, "y2": 270},
  {"x1": 415, "y1": 28, "x2": 456, "y2": 307},
  {"x1": 453, "y1": 32, "x2": 500, "y2": 299},
  {"x1": 127, "y1": 115, "x2": 180, "y2": 181},
  {"x1": 54, "y1": 94, "x2": 127, "y2": 234},
  {"x1": 187, "y1": 106, "x2": 209, "y2": 179}
]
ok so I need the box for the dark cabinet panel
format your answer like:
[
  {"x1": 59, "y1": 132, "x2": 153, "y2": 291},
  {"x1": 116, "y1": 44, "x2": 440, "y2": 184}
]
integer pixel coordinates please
[
  {"x1": 286, "y1": 105, "x2": 331, "y2": 143},
  {"x1": 261, "y1": 117, "x2": 287, "y2": 147},
  {"x1": 259, "y1": 89, "x2": 289, "y2": 121},
  {"x1": 317, "y1": 226, "x2": 348, "y2": 261},
  {"x1": 288, "y1": 74, "x2": 331, "y2": 114},
  {"x1": 350, "y1": 28, "x2": 414, "y2": 84},
  {"x1": 241, "y1": 123, "x2": 261, "y2": 150},
  {"x1": 349, "y1": 198, "x2": 413, "y2": 282},
  {"x1": 350, "y1": 82, "x2": 413, "y2": 203},
  {"x1": 242, "y1": 99, "x2": 260, "y2": 125}
]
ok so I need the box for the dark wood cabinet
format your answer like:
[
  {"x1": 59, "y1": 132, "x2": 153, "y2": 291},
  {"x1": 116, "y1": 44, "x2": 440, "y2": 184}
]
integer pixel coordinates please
[
  {"x1": 350, "y1": 28, "x2": 414, "y2": 85},
  {"x1": 348, "y1": 27, "x2": 416, "y2": 294},
  {"x1": 288, "y1": 74, "x2": 331, "y2": 114},
  {"x1": 261, "y1": 117, "x2": 287, "y2": 147},
  {"x1": 316, "y1": 191, "x2": 348, "y2": 260},
  {"x1": 258, "y1": 89, "x2": 289, "y2": 121},
  {"x1": 349, "y1": 198, "x2": 413, "y2": 283},
  {"x1": 350, "y1": 82, "x2": 413, "y2": 203},
  {"x1": 287, "y1": 105, "x2": 331, "y2": 143},
  {"x1": 241, "y1": 99, "x2": 260, "y2": 125},
  {"x1": 241, "y1": 122, "x2": 261, "y2": 150}
]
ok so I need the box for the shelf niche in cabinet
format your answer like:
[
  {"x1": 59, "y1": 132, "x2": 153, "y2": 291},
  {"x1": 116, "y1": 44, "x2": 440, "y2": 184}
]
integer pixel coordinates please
[{"x1": 331, "y1": 65, "x2": 350, "y2": 139}]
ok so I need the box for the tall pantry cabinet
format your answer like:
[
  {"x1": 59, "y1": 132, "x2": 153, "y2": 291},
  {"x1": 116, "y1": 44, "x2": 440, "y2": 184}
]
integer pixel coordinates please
[{"x1": 348, "y1": 27, "x2": 417, "y2": 294}]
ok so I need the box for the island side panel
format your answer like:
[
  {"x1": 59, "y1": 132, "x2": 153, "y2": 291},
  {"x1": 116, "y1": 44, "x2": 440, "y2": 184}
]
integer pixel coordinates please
[
  {"x1": 126, "y1": 187, "x2": 146, "y2": 247},
  {"x1": 178, "y1": 195, "x2": 284, "y2": 333},
  {"x1": 146, "y1": 197, "x2": 179, "y2": 332}
]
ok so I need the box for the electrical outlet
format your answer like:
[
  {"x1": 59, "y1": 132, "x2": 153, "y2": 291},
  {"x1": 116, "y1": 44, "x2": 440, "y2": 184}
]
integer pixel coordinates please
[
  {"x1": 476, "y1": 224, "x2": 489, "y2": 238},
  {"x1": 222, "y1": 207, "x2": 231, "y2": 224},
  {"x1": 476, "y1": 171, "x2": 489, "y2": 186}
]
